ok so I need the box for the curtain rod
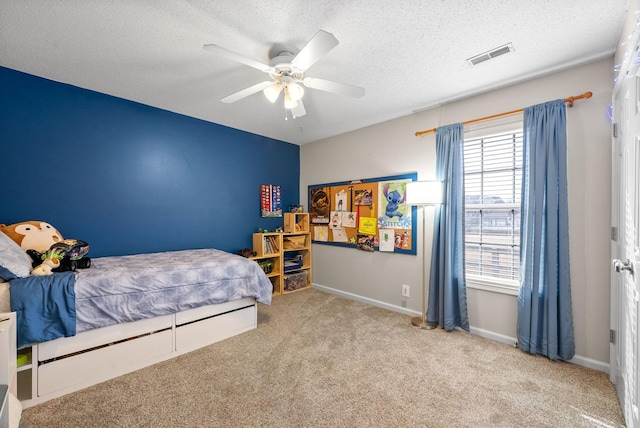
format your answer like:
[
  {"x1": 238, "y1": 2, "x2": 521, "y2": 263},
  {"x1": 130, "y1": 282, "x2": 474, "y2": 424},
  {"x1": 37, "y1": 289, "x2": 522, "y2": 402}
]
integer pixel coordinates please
[{"x1": 414, "y1": 91, "x2": 593, "y2": 137}]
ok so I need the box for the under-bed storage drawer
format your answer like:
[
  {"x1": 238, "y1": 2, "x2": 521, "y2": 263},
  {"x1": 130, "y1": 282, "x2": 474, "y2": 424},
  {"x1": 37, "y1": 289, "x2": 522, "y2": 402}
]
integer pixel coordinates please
[
  {"x1": 38, "y1": 329, "x2": 173, "y2": 397},
  {"x1": 175, "y1": 304, "x2": 256, "y2": 353},
  {"x1": 174, "y1": 297, "x2": 255, "y2": 325},
  {"x1": 38, "y1": 314, "x2": 173, "y2": 361}
]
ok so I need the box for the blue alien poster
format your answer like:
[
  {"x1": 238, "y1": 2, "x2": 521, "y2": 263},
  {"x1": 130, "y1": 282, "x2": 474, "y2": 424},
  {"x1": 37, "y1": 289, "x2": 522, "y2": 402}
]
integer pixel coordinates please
[{"x1": 377, "y1": 179, "x2": 412, "y2": 230}]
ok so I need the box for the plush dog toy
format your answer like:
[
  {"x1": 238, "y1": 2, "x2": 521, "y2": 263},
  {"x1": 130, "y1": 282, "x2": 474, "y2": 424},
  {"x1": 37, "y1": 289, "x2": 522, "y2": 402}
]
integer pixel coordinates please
[{"x1": 31, "y1": 249, "x2": 64, "y2": 276}]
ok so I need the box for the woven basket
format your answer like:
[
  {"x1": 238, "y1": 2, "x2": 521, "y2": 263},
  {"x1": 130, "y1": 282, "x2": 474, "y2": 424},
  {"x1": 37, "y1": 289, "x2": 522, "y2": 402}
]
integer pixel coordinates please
[{"x1": 283, "y1": 235, "x2": 306, "y2": 249}]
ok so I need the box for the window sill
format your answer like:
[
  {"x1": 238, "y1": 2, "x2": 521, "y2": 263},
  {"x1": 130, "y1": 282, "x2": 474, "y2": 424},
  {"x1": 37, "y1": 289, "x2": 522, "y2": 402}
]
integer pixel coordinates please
[{"x1": 466, "y1": 275, "x2": 519, "y2": 296}]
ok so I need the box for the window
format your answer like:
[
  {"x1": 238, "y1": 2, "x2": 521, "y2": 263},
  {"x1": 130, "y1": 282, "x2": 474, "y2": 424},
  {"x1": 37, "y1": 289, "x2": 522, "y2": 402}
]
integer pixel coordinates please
[{"x1": 464, "y1": 124, "x2": 523, "y2": 294}]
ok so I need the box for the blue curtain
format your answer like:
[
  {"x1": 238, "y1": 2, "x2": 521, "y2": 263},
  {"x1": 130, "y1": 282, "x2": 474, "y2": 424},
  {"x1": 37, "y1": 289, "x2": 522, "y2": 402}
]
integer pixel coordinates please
[
  {"x1": 428, "y1": 123, "x2": 469, "y2": 331},
  {"x1": 517, "y1": 99, "x2": 574, "y2": 360}
]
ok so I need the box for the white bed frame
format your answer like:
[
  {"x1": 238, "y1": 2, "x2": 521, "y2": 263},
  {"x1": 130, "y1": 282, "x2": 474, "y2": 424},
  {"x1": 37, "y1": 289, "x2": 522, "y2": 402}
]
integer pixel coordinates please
[{"x1": 17, "y1": 297, "x2": 257, "y2": 408}]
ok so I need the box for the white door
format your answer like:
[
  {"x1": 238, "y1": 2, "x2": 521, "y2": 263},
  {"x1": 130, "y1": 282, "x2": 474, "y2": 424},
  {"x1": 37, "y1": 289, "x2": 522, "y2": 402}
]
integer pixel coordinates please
[{"x1": 612, "y1": 38, "x2": 640, "y2": 428}]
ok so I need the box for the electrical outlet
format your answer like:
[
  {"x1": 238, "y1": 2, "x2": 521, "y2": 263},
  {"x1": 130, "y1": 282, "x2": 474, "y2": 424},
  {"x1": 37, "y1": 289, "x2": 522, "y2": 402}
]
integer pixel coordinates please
[{"x1": 402, "y1": 284, "x2": 410, "y2": 298}]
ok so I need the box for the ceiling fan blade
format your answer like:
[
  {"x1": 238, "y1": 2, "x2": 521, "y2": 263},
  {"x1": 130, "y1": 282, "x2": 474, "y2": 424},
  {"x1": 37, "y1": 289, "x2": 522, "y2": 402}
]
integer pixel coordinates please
[
  {"x1": 291, "y1": 99, "x2": 306, "y2": 118},
  {"x1": 203, "y1": 44, "x2": 273, "y2": 73},
  {"x1": 221, "y1": 81, "x2": 273, "y2": 103},
  {"x1": 290, "y1": 30, "x2": 339, "y2": 72},
  {"x1": 302, "y1": 77, "x2": 365, "y2": 98}
]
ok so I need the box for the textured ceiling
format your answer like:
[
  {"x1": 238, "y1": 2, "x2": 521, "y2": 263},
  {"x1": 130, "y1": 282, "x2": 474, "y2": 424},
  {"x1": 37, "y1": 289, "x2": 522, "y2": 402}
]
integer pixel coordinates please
[{"x1": 0, "y1": 1, "x2": 629, "y2": 145}]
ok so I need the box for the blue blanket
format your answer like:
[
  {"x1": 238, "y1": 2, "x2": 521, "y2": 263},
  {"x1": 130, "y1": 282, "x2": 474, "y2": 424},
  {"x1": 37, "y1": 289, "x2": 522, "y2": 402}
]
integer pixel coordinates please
[{"x1": 10, "y1": 272, "x2": 76, "y2": 348}]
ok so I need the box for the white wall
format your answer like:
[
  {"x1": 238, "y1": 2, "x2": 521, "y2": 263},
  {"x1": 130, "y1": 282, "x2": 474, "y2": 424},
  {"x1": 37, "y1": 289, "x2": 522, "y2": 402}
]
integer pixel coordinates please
[{"x1": 301, "y1": 57, "x2": 613, "y2": 369}]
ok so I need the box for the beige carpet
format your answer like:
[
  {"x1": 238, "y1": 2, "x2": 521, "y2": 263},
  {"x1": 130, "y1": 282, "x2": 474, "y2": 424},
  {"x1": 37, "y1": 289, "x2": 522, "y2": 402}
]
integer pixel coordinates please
[{"x1": 22, "y1": 288, "x2": 625, "y2": 427}]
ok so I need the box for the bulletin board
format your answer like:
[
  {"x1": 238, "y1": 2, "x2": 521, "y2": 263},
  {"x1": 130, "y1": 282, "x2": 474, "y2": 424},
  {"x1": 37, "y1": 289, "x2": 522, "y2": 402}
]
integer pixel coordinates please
[{"x1": 308, "y1": 173, "x2": 418, "y2": 255}]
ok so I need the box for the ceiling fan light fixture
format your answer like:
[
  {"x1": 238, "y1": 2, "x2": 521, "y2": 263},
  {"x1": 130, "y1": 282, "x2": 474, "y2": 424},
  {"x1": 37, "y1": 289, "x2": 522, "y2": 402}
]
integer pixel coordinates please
[
  {"x1": 287, "y1": 82, "x2": 304, "y2": 101},
  {"x1": 263, "y1": 83, "x2": 282, "y2": 103},
  {"x1": 205, "y1": 30, "x2": 363, "y2": 118},
  {"x1": 284, "y1": 88, "x2": 298, "y2": 109}
]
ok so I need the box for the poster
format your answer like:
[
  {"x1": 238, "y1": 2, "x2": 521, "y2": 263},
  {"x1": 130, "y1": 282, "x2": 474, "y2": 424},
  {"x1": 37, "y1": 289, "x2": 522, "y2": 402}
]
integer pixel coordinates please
[
  {"x1": 310, "y1": 187, "x2": 330, "y2": 224},
  {"x1": 261, "y1": 184, "x2": 282, "y2": 217},
  {"x1": 378, "y1": 179, "x2": 412, "y2": 230}
]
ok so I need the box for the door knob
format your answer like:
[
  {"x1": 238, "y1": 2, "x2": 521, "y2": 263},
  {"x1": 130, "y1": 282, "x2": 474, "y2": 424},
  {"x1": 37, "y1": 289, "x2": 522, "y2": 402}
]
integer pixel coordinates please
[{"x1": 613, "y1": 258, "x2": 635, "y2": 275}]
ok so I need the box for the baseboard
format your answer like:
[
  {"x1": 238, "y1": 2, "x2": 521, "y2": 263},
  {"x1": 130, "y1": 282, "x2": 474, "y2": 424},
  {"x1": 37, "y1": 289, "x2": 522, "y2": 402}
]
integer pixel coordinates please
[
  {"x1": 469, "y1": 326, "x2": 518, "y2": 347},
  {"x1": 566, "y1": 355, "x2": 610, "y2": 373},
  {"x1": 312, "y1": 283, "x2": 610, "y2": 374},
  {"x1": 311, "y1": 283, "x2": 420, "y2": 317},
  {"x1": 470, "y1": 326, "x2": 610, "y2": 373}
]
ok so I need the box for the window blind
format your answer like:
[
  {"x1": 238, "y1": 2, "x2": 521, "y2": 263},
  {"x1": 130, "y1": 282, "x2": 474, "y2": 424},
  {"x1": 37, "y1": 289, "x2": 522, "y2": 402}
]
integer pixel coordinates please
[{"x1": 464, "y1": 130, "x2": 523, "y2": 282}]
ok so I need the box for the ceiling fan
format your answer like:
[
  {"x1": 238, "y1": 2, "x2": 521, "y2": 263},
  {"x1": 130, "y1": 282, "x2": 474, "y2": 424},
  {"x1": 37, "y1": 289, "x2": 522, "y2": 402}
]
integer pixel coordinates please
[{"x1": 203, "y1": 30, "x2": 365, "y2": 118}]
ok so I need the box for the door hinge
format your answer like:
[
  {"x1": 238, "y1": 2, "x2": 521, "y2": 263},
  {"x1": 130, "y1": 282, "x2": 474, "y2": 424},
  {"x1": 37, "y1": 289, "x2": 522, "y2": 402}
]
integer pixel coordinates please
[
  {"x1": 611, "y1": 329, "x2": 616, "y2": 344},
  {"x1": 612, "y1": 226, "x2": 618, "y2": 241},
  {"x1": 613, "y1": 123, "x2": 619, "y2": 138}
]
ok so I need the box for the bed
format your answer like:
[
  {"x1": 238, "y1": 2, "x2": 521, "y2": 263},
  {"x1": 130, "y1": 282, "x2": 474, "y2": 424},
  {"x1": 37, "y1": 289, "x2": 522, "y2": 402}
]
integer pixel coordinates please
[{"x1": 0, "y1": 247, "x2": 272, "y2": 409}]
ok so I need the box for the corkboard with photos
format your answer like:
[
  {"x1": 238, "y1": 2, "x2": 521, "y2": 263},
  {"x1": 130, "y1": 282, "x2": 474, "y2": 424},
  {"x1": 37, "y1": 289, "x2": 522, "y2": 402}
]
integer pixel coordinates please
[{"x1": 308, "y1": 173, "x2": 418, "y2": 254}]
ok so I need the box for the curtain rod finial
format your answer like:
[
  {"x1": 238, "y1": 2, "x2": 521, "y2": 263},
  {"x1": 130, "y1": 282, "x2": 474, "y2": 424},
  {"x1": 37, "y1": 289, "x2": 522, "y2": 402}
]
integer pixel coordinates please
[{"x1": 566, "y1": 91, "x2": 592, "y2": 108}]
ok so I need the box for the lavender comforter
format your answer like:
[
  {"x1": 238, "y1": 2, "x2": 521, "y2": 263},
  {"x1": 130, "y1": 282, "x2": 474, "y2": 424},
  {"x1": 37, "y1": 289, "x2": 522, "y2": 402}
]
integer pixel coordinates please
[{"x1": 74, "y1": 248, "x2": 272, "y2": 332}]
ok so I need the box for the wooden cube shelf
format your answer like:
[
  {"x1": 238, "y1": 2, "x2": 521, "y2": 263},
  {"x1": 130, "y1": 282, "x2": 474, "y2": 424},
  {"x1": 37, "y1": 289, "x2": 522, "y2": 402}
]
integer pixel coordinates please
[
  {"x1": 252, "y1": 233, "x2": 283, "y2": 295},
  {"x1": 282, "y1": 213, "x2": 312, "y2": 293},
  {"x1": 252, "y1": 232, "x2": 282, "y2": 257},
  {"x1": 284, "y1": 212, "x2": 309, "y2": 233},
  {"x1": 250, "y1": 214, "x2": 312, "y2": 295}
]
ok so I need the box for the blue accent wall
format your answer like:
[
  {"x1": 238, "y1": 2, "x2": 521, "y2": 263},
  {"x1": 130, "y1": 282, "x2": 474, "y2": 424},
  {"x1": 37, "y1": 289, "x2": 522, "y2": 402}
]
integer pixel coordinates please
[{"x1": 0, "y1": 67, "x2": 300, "y2": 257}]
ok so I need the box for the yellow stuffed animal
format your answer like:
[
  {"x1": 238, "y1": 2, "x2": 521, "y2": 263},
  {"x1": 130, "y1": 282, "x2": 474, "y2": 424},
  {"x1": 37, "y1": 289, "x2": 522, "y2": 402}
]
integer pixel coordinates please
[{"x1": 31, "y1": 250, "x2": 63, "y2": 276}]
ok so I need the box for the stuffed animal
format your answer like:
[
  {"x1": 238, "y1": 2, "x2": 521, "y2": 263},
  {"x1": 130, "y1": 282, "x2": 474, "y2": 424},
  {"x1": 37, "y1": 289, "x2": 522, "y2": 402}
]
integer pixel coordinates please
[
  {"x1": 0, "y1": 221, "x2": 91, "y2": 272},
  {"x1": 0, "y1": 221, "x2": 63, "y2": 253},
  {"x1": 31, "y1": 249, "x2": 64, "y2": 276}
]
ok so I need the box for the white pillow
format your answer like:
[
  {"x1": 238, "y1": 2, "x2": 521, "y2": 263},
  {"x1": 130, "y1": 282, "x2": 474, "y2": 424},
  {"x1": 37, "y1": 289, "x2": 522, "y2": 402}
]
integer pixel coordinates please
[{"x1": 0, "y1": 231, "x2": 32, "y2": 279}]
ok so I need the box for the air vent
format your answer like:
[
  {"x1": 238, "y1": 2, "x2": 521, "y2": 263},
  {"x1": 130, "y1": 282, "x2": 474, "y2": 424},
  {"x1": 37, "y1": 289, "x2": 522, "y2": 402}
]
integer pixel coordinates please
[{"x1": 467, "y1": 43, "x2": 514, "y2": 66}]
